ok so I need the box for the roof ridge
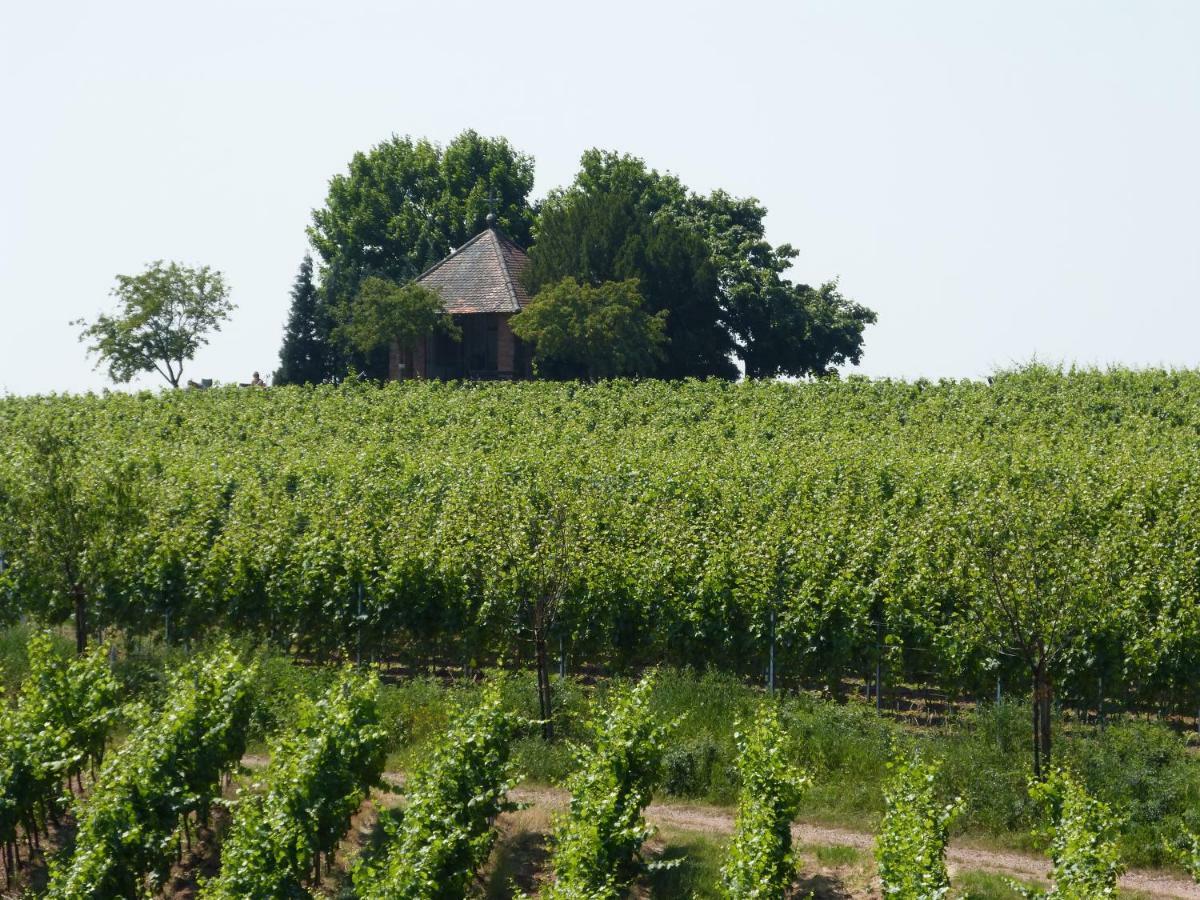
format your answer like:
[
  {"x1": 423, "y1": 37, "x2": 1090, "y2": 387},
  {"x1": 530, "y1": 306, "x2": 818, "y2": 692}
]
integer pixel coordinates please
[{"x1": 488, "y1": 229, "x2": 522, "y2": 313}]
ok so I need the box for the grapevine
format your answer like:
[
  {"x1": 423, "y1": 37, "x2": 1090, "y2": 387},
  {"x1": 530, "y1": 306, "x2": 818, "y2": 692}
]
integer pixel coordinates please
[
  {"x1": 545, "y1": 674, "x2": 675, "y2": 899},
  {"x1": 202, "y1": 665, "x2": 386, "y2": 898},
  {"x1": 353, "y1": 684, "x2": 517, "y2": 900},
  {"x1": 720, "y1": 703, "x2": 809, "y2": 899},
  {"x1": 45, "y1": 643, "x2": 253, "y2": 899}
]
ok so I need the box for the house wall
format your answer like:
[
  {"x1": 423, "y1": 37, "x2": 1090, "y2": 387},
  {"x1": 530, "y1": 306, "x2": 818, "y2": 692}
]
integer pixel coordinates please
[
  {"x1": 498, "y1": 315, "x2": 515, "y2": 375},
  {"x1": 388, "y1": 339, "x2": 429, "y2": 379},
  {"x1": 388, "y1": 314, "x2": 520, "y2": 381}
]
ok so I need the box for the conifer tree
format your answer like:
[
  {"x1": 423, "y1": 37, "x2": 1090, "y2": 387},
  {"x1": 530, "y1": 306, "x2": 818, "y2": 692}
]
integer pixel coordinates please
[{"x1": 275, "y1": 254, "x2": 330, "y2": 385}]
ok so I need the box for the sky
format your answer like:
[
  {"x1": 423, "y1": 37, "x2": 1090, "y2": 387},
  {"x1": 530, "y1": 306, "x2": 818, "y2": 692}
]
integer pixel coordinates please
[{"x1": 1, "y1": 0, "x2": 1197, "y2": 395}]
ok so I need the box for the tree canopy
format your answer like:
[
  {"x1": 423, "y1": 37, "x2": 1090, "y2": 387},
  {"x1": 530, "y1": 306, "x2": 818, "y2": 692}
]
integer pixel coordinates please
[
  {"x1": 306, "y1": 130, "x2": 535, "y2": 379},
  {"x1": 337, "y1": 277, "x2": 457, "y2": 357},
  {"x1": 76, "y1": 260, "x2": 233, "y2": 388},
  {"x1": 678, "y1": 190, "x2": 877, "y2": 378},
  {"x1": 510, "y1": 277, "x2": 667, "y2": 379},
  {"x1": 527, "y1": 151, "x2": 735, "y2": 379},
  {"x1": 527, "y1": 149, "x2": 875, "y2": 379},
  {"x1": 298, "y1": 135, "x2": 873, "y2": 381}
]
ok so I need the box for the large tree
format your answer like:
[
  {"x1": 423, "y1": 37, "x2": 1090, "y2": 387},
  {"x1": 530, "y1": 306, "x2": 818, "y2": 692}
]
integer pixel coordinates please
[
  {"x1": 307, "y1": 130, "x2": 535, "y2": 378},
  {"x1": 76, "y1": 261, "x2": 233, "y2": 388},
  {"x1": 678, "y1": 191, "x2": 877, "y2": 378},
  {"x1": 275, "y1": 253, "x2": 332, "y2": 385},
  {"x1": 526, "y1": 151, "x2": 735, "y2": 379},
  {"x1": 510, "y1": 277, "x2": 667, "y2": 379},
  {"x1": 528, "y1": 150, "x2": 875, "y2": 380}
]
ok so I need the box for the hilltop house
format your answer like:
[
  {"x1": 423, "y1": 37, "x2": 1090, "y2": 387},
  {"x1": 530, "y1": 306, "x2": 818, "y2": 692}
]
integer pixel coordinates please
[{"x1": 389, "y1": 217, "x2": 533, "y2": 380}]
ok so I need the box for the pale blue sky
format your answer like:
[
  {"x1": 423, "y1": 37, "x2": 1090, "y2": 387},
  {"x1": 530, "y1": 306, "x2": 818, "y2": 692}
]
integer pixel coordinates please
[{"x1": 2, "y1": 1, "x2": 1197, "y2": 394}]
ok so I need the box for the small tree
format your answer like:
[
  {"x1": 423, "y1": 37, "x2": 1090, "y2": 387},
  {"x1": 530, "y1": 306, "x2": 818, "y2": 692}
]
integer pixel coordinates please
[
  {"x1": 275, "y1": 253, "x2": 332, "y2": 385},
  {"x1": 720, "y1": 703, "x2": 809, "y2": 899},
  {"x1": 75, "y1": 260, "x2": 233, "y2": 388},
  {"x1": 510, "y1": 277, "x2": 667, "y2": 379},
  {"x1": 876, "y1": 752, "x2": 961, "y2": 900},
  {"x1": 5, "y1": 427, "x2": 137, "y2": 654},
  {"x1": 958, "y1": 468, "x2": 1109, "y2": 779},
  {"x1": 337, "y1": 276, "x2": 457, "y2": 360}
]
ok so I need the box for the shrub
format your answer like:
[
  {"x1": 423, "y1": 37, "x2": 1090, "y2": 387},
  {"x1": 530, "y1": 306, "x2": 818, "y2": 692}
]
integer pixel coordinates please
[
  {"x1": 661, "y1": 734, "x2": 720, "y2": 798},
  {"x1": 719, "y1": 704, "x2": 809, "y2": 899},
  {"x1": 1020, "y1": 768, "x2": 1124, "y2": 899},
  {"x1": 545, "y1": 674, "x2": 676, "y2": 899},
  {"x1": 875, "y1": 752, "x2": 960, "y2": 899}
]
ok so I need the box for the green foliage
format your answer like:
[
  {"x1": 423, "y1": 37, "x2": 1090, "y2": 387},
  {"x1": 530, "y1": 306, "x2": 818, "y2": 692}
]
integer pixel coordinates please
[
  {"x1": 353, "y1": 685, "x2": 518, "y2": 900},
  {"x1": 527, "y1": 148, "x2": 873, "y2": 379},
  {"x1": 677, "y1": 190, "x2": 876, "y2": 378},
  {"x1": 0, "y1": 623, "x2": 41, "y2": 699},
  {"x1": 276, "y1": 253, "x2": 332, "y2": 386},
  {"x1": 1176, "y1": 829, "x2": 1200, "y2": 882},
  {"x1": 0, "y1": 633, "x2": 118, "y2": 865},
  {"x1": 337, "y1": 277, "x2": 458, "y2": 357},
  {"x1": 75, "y1": 260, "x2": 233, "y2": 388},
  {"x1": 545, "y1": 674, "x2": 675, "y2": 899},
  {"x1": 4, "y1": 368, "x2": 1200, "y2": 768},
  {"x1": 1020, "y1": 769, "x2": 1124, "y2": 899},
  {"x1": 875, "y1": 752, "x2": 961, "y2": 900},
  {"x1": 510, "y1": 277, "x2": 667, "y2": 379},
  {"x1": 719, "y1": 703, "x2": 809, "y2": 899},
  {"x1": 527, "y1": 150, "x2": 735, "y2": 379},
  {"x1": 308, "y1": 130, "x2": 534, "y2": 377},
  {"x1": 2, "y1": 423, "x2": 140, "y2": 652},
  {"x1": 203, "y1": 666, "x2": 386, "y2": 899},
  {"x1": 46, "y1": 643, "x2": 253, "y2": 899}
]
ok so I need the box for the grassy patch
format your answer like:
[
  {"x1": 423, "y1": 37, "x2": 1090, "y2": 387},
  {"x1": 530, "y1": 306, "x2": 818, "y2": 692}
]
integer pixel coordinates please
[
  {"x1": 642, "y1": 828, "x2": 729, "y2": 899},
  {"x1": 952, "y1": 870, "x2": 1038, "y2": 899},
  {"x1": 805, "y1": 843, "x2": 863, "y2": 867}
]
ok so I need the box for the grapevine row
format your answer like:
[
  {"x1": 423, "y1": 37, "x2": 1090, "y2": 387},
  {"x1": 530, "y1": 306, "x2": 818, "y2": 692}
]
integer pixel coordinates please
[
  {"x1": 203, "y1": 667, "x2": 387, "y2": 898},
  {"x1": 353, "y1": 685, "x2": 518, "y2": 899},
  {"x1": 4, "y1": 371, "x2": 1200, "y2": 760},
  {"x1": 46, "y1": 644, "x2": 253, "y2": 899},
  {"x1": 0, "y1": 633, "x2": 117, "y2": 887}
]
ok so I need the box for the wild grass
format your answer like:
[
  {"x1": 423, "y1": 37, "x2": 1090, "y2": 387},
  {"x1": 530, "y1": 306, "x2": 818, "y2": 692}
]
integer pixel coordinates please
[
  {"x1": 805, "y1": 843, "x2": 863, "y2": 867},
  {"x1": 642, "y1": 828, "x2": 728, "y2": 899}
]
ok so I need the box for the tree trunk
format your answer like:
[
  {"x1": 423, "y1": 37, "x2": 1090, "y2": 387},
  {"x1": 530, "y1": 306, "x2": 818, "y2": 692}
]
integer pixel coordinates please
[
  {"x1": 73, "y1": 584, "x2": 87, "y2": 655},
  {"x1": 1030, "y1": 660, "x2": 1054, "y2": 779},
  {"x1": 1031, "y1": 668, "x2": 1042, "y2": 781},
  {"x1": 1039, "y1": 668, "x2": 1053, "y2": 770},
  {"x1": 535, "y1": 628, "x2": 554, "y2": 742}
]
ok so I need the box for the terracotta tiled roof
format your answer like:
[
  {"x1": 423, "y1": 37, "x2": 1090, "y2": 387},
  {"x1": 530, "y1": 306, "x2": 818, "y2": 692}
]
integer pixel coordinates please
[{"x1": 415, "y1": 227, "x2": 531, "y2": 314}]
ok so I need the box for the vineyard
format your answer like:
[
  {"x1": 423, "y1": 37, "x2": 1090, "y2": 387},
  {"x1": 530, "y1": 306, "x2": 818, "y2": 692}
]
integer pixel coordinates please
[
  {"x1": 3, "y1": 370, "x2": 1200, "y2": 720},
  {"x1": 4, "y1": 368, "x2": 1200, "y2": 893},
  {"x1": 0, "y1": 639, "x2": 1178, "y2": 898}
]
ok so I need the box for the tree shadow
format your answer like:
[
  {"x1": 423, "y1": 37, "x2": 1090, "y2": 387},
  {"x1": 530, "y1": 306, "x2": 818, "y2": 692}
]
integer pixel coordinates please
[
  {"x1": 795, "y1": 871, "x2": 855, "y2": 900},
  {"x1": 480, "y1": 825, "x2": 551, "y2": 899}
]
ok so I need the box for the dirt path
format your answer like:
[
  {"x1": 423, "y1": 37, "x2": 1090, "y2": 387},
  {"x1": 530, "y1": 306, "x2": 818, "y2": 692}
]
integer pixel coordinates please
[
  {"x1": 244, "y1": 760, "x2": 1200, "y2": 898},
  {"x1": 508, "y1": 786, "x2": 1200, "y2": 899}
]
